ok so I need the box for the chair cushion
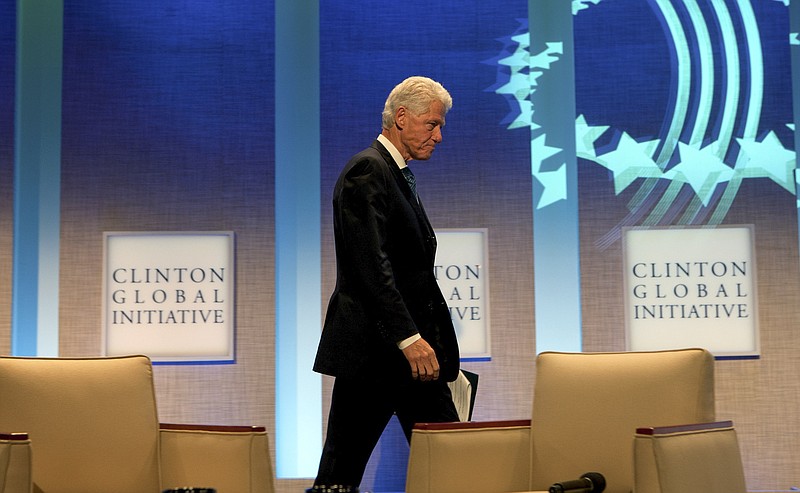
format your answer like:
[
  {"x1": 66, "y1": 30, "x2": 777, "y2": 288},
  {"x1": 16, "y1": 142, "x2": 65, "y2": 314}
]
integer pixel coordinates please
[
  {"x1": 0, "y1": 355, "x2": 161, "y2": 493},
  {"x1": 406, "y1": 421, "x2": 531, "y2": 493},
  {"x1": 529, "y1": 349, "x2": 715, "y2": 493},
  {"x1": 634, "y1": 422, "x2": 747, "y2": 493},
  {"x1": 160, "y1": 425, "x2": 274, "y2": 493},
  {"x1": 0, "y1": 435, "x2": 32, "y2": 493}
]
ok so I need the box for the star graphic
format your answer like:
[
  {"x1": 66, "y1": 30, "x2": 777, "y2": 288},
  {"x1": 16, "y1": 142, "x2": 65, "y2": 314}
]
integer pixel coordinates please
[
  {"x1": 736, "y1": 132, "x2": 796, "y2": 192},
  {"x1": 497, "y1": 51, "x2": 529, "y2": 76},
  {"x1": 491, "y1": 22, "x2": 798, "y2": 226},
  {"x1": 573, "y1": 1, "x2": 589, "y2": 14},
  {"x1": 665, "y1": 142, "x2": 734, "y2": 205},
  {"x1": 573, "y1": 0, "x2": 603, "y2": 15},
  {"x1": 511, "y1": 32, "x2": 529, "y2": 50},
  {"x1": 530, "y1": 42, "x2": 563, "y2": 77},
  {"x1": 494, "y1": 74, "x2": 534, "y2": 124},
  {"x1": 531, "y1": 134, "x2": 566, "y2": 208},
  {"x1": 575, "y1": 114, "x2": 609, "y2": 160},
  {"x1": 530, "y1": 134, "x2": 563, "y2": 174},
  {"x1": 535, "y1": 163, "x2": 568, "y2": 209},
  {"x1": 594, "y1": 131, "x2": 662, "y2": 194}
]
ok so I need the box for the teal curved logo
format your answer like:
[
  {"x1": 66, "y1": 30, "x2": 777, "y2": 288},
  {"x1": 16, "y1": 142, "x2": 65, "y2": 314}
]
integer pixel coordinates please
[{"x1": 493, "y1": 0, "x2": 796, "y2": 222}]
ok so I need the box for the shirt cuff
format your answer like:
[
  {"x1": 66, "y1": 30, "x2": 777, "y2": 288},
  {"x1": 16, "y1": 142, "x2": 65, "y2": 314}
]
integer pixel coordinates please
[{"x1": 397, "y1": 333, "x2": 421, "y2": 350}]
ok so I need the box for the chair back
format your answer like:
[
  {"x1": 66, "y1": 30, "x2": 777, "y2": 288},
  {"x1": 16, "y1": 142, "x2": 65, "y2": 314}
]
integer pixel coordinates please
[
  {"x1": 0, "y1": 355, "x2": 161, "y2": 493},
  {"x1": 528, "y1": 348, "x2": 715, "y2": 493}
]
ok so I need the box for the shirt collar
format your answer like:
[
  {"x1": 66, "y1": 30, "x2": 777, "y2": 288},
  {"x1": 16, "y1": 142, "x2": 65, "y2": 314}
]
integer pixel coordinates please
[{"x1": 377, "y1": 134, "x2": 407, "y2": 169}]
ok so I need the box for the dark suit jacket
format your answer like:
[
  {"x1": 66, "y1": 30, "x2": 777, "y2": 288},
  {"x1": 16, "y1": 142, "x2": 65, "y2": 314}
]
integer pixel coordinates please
[{"x1": 313, "y1": 140, "x2": 460, "y2": 383}]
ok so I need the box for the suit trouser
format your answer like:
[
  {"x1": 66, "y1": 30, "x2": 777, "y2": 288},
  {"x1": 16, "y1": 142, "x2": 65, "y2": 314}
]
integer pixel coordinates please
[{"x1": 313, "y1": 374, "x2": 459, "y2": 488}]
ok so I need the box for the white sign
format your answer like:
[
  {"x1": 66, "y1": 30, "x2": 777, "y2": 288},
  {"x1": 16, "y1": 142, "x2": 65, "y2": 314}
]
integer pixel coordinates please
[
  {"x1": 623, "y1": 226, "x2": 759, "y2": 358},
  {"x1": 103, "y1": 232, "x2": 235, "y2": 362},
  {"x1": 434, "y1": 229, "x2": 490, "y2": 359}
]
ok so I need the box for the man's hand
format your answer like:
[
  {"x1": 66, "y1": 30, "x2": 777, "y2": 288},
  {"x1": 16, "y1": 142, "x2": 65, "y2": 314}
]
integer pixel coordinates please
[{"x1": 401, "y1": 338, "x2": 440, "y2": 381}]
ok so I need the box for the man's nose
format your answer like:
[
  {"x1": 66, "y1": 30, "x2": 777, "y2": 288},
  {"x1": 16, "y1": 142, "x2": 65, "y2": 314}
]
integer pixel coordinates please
[{"x1": 432, "y1": 126, "x2": 443, "y2": 143}]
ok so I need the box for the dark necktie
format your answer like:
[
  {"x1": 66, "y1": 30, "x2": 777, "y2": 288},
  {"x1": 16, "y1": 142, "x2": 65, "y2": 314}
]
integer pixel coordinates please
[{"x1": 401, "y1": 167, "x2": 418, "y2": 201}]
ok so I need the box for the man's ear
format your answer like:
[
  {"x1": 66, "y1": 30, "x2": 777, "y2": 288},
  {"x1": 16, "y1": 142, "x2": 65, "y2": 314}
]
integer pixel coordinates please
[{"x1": 394, "y1": 106, "x2": 407, "y2": 130}]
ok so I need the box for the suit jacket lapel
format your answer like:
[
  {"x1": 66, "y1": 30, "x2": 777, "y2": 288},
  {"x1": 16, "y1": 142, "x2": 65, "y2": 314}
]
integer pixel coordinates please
[
  {"x1": 372, "y1": 141, "x2": 437, "y2": 251},
  {"x1": 372, "y1": 142, "x2": 417, "y2": 203}
]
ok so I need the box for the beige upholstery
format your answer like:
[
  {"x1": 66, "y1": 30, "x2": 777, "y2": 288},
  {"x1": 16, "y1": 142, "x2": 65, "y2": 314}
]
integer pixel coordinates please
[
  {"x1": 160, "y1": 424, "x2": 274, "y2": 492},
  {"x1": 407, "y1": 421, "x2": 532, "y2": 493},
  {"x1": 407, "y1": 348, "x2": 719, "y2": 493},
  {"x1": 634, "y1": 421, "x2": 746, "y2": 493},
  {"x1": 529, "y1": 349, "x2": 715, "y2": 491},
  {"x1": 0, "y1": 355, "x2": 274, "y2": 493},
  {"x1": 0, "y1": 355, "x2": 161, "y2": 492},
  {"x1": 0, "y1": 434, "x2": 32, "y2": 493}
]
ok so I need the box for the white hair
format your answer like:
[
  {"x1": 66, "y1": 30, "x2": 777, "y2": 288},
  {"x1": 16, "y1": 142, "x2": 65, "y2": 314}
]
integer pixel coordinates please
[{"x1": 381, "y1": 76, "x2": 452, "y2": 129}]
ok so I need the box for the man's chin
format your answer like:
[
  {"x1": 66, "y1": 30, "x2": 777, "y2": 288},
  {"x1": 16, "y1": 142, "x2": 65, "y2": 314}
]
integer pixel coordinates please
[{"x1": 412, "y1": 151, "x2": 435, "y2": 161}]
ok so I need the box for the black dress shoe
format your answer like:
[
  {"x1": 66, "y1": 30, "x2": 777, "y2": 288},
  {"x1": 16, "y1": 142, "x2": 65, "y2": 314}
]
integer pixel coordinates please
[{"x1": 305, "y1": 486, "x2": 359, "y2": 493}]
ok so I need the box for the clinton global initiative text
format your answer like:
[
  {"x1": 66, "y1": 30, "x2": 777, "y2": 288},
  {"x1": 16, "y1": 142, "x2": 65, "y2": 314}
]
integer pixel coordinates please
[
  {"x1": 634, "y1": 303, "x2": 748, "y2": 319},
  {"x1": 112, "y1": 308, "x2": 224, "y2": 325}
]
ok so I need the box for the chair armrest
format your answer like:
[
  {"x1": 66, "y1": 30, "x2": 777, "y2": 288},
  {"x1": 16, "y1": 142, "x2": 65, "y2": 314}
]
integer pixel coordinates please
[
  {"x1": 159, "y1": 423, "x2": 275, "y2": 493},
  {"x1": 0, "y1": 434, "x2": 29, "y2": 440},
  {"x1": 0, "y1": 433, "x2": 32, "y2": 493},
  {"x1": 406, "y1": 420, "x2": 532, "y2": 493},
  {"x1": 634, "y1": 420, "x2": 747, "y2": 493}
]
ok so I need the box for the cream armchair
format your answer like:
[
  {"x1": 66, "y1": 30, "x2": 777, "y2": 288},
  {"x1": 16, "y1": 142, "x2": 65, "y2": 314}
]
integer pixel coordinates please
[
  {"x1": 0, "y1": 355, "x2": 274, "y2": 493},
  {"x1": 0, "y1": 433, "x2": 31, "y2": 492},
  {"x1": 406, "y1": 348, "x2": 746, "y2": 493},
  {"x1": 634, "y1": 420, "x2": 746, "y2": 493}
]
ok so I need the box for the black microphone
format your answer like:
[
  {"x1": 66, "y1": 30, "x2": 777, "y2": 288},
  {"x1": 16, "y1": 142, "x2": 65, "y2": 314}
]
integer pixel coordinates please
[{"x1": 548, "y1": 472, "x2": 606, "y2": 493}]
